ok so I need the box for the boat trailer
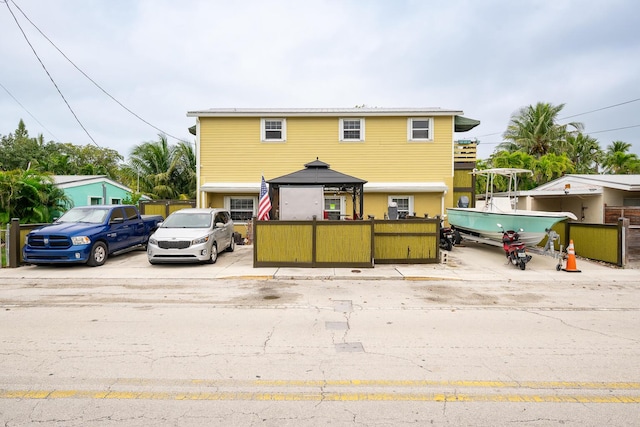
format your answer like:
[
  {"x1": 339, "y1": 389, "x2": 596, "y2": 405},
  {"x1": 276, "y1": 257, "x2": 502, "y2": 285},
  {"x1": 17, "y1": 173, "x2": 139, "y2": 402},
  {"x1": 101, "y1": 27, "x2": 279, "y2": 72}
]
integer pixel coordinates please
[{"x1": 458, "y1": 228, "x2": 567, "y2": 270}]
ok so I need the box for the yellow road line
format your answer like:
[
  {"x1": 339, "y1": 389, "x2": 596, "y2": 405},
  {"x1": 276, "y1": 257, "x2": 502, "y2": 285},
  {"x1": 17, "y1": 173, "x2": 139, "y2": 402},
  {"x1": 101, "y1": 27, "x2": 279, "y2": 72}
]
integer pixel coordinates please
[
  {"x1": 1, "y1": 389, "x2": 639, "y2": 403},
  {"x1": 249, "y1": 379, "x2": 640, "y2": 390}
]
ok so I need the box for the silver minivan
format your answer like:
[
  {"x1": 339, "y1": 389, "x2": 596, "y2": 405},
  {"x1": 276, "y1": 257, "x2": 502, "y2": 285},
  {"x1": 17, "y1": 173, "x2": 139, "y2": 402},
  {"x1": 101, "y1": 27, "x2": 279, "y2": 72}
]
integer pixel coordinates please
[{"x1": 147, "y1": 208, "x2": 234, "y2": 264}]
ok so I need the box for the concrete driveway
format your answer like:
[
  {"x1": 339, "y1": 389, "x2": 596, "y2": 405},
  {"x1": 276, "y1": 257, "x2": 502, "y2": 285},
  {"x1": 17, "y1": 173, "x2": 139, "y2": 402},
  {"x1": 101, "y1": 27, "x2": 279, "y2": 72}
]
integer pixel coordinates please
[{"x1": 3, "y1": 241, "x2": 636, "y2": 285}]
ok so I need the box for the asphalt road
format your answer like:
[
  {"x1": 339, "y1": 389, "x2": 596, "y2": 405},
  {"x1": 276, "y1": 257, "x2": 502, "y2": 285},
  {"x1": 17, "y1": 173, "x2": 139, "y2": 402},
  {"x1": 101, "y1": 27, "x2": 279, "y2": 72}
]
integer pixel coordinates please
[{"x1": 1, "y1": 244, "x2": 639, "y2": 426}]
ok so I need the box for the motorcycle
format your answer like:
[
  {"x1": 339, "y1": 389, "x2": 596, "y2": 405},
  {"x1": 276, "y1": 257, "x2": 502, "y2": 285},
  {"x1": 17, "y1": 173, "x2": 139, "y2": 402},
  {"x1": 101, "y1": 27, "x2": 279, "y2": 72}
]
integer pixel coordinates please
[
  {"x1": 497, "y1": 223, "x2": 532, "y2": 270},
  {"x1": 439, "y1": 217, "x2": 460, "y2": 251}
]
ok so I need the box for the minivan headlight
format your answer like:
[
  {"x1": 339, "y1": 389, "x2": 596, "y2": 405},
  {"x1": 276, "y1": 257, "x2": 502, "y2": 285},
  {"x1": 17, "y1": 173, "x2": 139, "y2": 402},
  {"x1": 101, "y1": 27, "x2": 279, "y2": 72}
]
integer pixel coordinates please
[{"x1": 192, "y1": 235, "x2": 210, "y2": 245}]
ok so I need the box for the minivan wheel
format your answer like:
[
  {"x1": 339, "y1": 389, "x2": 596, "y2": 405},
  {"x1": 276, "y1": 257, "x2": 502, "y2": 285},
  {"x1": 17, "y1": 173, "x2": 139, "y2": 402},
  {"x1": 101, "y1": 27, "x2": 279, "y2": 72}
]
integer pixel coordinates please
[
  {"x1": 206, "y1": 243, "x2": 218, "y2": 264},
  {"x1": 227, "y1": 236, "x2": 235, "y2": 252}
]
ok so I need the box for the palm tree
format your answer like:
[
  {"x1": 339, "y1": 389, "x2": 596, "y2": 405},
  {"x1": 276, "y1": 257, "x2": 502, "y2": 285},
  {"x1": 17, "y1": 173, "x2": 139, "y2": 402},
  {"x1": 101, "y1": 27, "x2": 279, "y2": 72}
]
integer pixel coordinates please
[
  {"x1": 566, "y1": 133, "x2": 603, "y2": 174},
  {"x1": 122, "y1": 135, "x2": 197, "y2": 199},
  {"x1": 501, "y1": 102, "x2": 583, "y2": 158},
  {"x1": 606, "y1": 140, "x2": 632, "y2": 155},
  {"x1": 482, "y1": 151, "x2": 537, "y2": 192},
  {"x1": 602, "y1": 140, "x2": 639, "y2": 174},
  {"x1": 0, "y1": 169, "x2": 70, "y2": 224},
  {"x1": 171, "y1": 141, "x2": 197, "y2": 199},
  {"x1": 533, "y1": 153, "x2": 575, "y2": 183},
  {"x1": 126, "y1": 135, "x2": 175, "y2": 199}
]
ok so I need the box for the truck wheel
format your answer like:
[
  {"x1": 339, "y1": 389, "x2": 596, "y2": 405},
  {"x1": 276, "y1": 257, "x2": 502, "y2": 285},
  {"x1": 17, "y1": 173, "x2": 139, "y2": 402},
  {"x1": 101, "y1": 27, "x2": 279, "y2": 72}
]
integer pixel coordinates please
[
  {"x1": 87, "y1": 242, "x2": 108, "y2": 267},
  {"x1": 206, "y1": 243, "x2": 218, "y2": 264}
]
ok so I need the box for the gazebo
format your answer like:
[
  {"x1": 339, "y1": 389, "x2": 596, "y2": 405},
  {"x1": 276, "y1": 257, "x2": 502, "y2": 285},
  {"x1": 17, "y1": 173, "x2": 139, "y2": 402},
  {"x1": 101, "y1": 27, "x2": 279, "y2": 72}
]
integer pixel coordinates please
[{"x1": 267, "y1": 158, "x2": 367, "y2": 220}]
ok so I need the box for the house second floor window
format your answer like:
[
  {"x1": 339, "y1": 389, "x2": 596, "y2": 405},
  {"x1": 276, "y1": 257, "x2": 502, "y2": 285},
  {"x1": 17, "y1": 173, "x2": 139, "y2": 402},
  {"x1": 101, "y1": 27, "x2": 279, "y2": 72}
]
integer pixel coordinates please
[
  {"x1": 261, "y1": 118, "x2": 286, "y2": 141},
  {"x1": 408, "y1": 118, "x2": 433, "y2": 141},
  {"x1": 340, "y1": 118, "x2": 364, "y2": 141}
]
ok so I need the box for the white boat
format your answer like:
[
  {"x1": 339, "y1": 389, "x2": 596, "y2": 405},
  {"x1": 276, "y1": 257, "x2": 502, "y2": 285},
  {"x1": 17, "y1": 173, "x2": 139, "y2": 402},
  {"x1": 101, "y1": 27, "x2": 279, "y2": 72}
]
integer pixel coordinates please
[{"x1": 446, "y1": 168, "x2": 577, "y2": 246}]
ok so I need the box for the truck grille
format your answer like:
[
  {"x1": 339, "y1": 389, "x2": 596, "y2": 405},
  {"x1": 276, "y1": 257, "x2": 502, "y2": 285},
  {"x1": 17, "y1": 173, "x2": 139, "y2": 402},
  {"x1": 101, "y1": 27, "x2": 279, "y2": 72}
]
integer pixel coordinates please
[
  {"x1": 158, "y1": 240, "x2": 191, "y2": 249},
  {"x1": 28, "y1": 235, "x2": 72, "y2": 249}
]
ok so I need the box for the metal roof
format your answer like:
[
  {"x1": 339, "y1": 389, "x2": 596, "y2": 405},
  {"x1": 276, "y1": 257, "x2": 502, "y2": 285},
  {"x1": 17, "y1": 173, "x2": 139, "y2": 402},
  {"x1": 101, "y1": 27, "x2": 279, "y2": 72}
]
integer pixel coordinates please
[
  {"x1": 187, "y1": 107, "x2": 464, "y2": 117},
  {"x1": 53, "y1": 175, "x2": 132, "y2": 193},
  {"x1": 530, "y1": 174, "x2": 640, "y2": 193}
]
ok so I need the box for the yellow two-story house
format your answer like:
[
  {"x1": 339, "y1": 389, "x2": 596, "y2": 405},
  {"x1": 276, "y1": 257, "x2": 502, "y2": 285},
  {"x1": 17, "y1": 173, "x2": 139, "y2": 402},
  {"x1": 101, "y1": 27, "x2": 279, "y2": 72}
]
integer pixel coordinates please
[{"x1": 186, "y1": 107, "x2": 479, "y2": 235}]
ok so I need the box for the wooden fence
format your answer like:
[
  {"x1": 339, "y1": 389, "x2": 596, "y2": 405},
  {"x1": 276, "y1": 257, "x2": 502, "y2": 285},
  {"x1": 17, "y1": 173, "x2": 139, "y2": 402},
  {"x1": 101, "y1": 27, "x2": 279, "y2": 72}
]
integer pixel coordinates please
[
  {"x1": 3, "y1": 214, "x2": 637, "y2": 269},
  {"x1": 253, "y1": 218, "x2": 440, "y2": 268},
  {"x1": 567, "y1": 222, "x2": 622, "y2": 266},
  {"x1": 139, "y1": 200, "x2": 195, "y2": 218},
  {"x1": 604, "y1": 206, "x2": 640, "y2": 225}
]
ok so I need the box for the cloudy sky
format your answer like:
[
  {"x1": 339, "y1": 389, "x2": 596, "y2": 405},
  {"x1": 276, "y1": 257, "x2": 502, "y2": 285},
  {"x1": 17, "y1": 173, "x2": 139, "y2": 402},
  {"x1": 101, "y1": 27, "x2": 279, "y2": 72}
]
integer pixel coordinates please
[{"x1": 1, "y1": 0, "x2": 639, "y2": 161}]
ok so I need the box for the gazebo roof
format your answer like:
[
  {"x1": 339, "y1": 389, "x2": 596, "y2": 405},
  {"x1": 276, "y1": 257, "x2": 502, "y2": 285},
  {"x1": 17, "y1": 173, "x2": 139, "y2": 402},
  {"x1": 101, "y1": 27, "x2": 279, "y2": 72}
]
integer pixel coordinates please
[{"x1": 268, "y1": 159, "x2": 367, "y2": 186}]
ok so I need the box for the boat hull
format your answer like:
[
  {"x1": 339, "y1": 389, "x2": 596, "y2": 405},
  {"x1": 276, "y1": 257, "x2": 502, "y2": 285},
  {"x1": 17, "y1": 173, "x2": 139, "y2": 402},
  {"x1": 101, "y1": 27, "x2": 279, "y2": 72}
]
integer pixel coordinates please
[{"x1": 446, "y1": 208, "x2": 575, "y2": 246}]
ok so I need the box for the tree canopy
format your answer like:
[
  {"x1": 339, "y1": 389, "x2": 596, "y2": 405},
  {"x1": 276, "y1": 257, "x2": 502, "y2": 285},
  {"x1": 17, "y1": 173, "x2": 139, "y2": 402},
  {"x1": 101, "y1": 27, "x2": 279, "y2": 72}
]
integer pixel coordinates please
[
  {"x1": 1, "y1": 120, "x2": 123, "y2": 177},
  {"x1": 481, "y1": 101, "x2": 638, "y2": 193},
  {"x1": 0, "y1": 120, "x2": 196, "y2": 224}
]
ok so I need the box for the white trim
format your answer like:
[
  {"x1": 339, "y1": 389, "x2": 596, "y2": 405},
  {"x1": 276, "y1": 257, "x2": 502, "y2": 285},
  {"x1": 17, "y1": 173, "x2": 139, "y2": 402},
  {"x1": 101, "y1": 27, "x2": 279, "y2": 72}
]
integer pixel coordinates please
[
  {"x1": 195, "y1": 117, "x2": 202, "y2": 208},
  {"x1": 407, "y1": 117, "x2": 433, "y2": 142},
  {"x1": 200, "y1": 183, "x2": 260, "y2": 193},
  {"x1": 261, "y1": 118, "x2": 287, "y2": 142},
  {"x1": 88, "y1": 196, "x2": 103, "y2": 205},
  {"x1": 339, "y1": 118, "x2": 365, "y2": 142},
  {"x1": 224, "y1": 195, "x2": 257, "y2": 223},
  {"x1": 364, "y1": 182, "x2": 448, "y2": 193},
  {"x1": 202, "y1": 182, "x2": 448, "y2": 193},
  {"x1": 188, "y1": 107, "x2": 464, "y2": 118},
  {"x1": 533, "y1": 174, "x2": 640, "y2": 192},
  {"x1": 388, "y1": 195, "x2": 414, "y2": 216},
  {"x1": 53, "y1": 175, "x2": 132, "y2": 193},
  {"x1": 323, "y1": 195, "x2": 346, "y2": 219}
]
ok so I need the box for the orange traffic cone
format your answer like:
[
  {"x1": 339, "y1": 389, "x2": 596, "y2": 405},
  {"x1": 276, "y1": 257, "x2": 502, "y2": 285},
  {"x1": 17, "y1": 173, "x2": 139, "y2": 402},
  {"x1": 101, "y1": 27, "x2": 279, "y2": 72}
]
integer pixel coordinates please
[{"x1": 562, "y1": 240, "x2": 581, "y2": 273}]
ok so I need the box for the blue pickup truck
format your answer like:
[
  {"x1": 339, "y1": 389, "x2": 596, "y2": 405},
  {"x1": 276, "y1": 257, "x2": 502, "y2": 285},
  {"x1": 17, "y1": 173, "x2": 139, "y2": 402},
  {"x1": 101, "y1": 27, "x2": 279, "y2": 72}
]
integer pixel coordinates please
[{"x1": 23, "y1": 205, "x2": 163, "y2": 267}]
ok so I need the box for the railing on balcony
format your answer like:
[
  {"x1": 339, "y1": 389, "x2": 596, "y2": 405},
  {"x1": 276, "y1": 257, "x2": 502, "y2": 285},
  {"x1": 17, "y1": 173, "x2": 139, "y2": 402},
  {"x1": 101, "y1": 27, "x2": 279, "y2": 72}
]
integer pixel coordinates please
[{"x1": 454, "y1": 140, "x2": 477, "y2": 163}]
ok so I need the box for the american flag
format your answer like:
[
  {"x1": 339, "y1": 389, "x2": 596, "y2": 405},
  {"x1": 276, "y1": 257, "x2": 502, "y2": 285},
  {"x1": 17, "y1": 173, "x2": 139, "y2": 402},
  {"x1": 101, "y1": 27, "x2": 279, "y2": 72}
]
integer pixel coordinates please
[{"x1": 258, "y1": 175, "x2": 271, "y2": 220}]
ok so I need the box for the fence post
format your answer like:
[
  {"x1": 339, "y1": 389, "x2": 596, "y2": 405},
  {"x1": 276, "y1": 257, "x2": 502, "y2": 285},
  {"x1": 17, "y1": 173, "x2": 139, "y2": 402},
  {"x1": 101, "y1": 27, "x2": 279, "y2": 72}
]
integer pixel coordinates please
[
  {"x1": 311, "y1": 215, "x2": 317, "y2": 267},
  {"x1": 9, "y1": 218, "x2": 20, "y2": 268},
  {"x1": 618, "y1": 217, "x2": 629, "y2": 268}
]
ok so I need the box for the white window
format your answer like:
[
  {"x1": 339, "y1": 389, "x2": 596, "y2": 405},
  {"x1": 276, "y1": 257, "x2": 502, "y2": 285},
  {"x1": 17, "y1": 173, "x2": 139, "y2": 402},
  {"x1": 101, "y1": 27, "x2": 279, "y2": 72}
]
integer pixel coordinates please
[
  {"x1": 89, "y1": 196, "x2": 103, "y2": 205},
  {"x1": 226, "y1": 196, "x2": 256, "y2": 222},
  {"x1": 324, "y1": 196, "x2": 345, "y2": 220},
  {"x1": 339, "y1": 118, "x2": 365, "y2": 141},
  {"x1": 388, "y1": 196, "x2": 414, "y2": 219},
  {"x1": 408, "y1": 118, "x2": 433, "y2": 141},
  {"x1": 261, "y1": 118, "x2": 286, "y2": 142},
  {"x1": 110, "y1": 198, "x2": 122, "y2": 205}
]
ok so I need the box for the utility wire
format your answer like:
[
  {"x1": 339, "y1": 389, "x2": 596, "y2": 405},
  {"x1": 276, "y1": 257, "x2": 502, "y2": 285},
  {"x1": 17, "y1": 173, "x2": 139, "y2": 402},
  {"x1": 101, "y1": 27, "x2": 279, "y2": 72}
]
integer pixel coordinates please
[
  {"x1": 471, "y1": 122, "x2": 640, "y2": 147},
  {"x1": 559, "y1": 98, "x2": 640, "y2": 120},
  {"x1": 4, "y1": 0, "x2": 100, "y2": 147},
  {"x1": 587, "y1": 124, "x2": 640, "y2": 135},
  {"x1": 469, "y1": 97, "x2": 640, "y2": 142},
  {"x1": 0, "y1": 80, "x2": 60, "y2": 141},
  {"x1": 9, "y1": 0, "x2": 190, "y2": 144}
]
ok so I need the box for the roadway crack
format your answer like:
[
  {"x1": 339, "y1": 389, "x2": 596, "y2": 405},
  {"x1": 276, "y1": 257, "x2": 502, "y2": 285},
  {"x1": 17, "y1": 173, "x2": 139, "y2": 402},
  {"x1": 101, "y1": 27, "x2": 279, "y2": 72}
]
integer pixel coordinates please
[{"x1": 528, "y1": 310, "x2": 640, "y2": 343}]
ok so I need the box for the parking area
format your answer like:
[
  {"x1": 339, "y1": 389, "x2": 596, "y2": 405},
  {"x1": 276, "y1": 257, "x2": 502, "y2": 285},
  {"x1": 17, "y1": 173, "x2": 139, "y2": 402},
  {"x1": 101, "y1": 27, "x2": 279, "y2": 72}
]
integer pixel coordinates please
[{"x1": 2, "y1": 241, "x2": 636, "y2": 284}]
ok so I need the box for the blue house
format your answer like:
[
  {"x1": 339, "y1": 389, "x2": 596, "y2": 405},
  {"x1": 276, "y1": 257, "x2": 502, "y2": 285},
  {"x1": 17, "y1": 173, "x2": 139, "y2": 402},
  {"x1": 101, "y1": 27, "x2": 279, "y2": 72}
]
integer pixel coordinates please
[{"x1": 53, "y1": 175, "x2": 133, "y2": 207}]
